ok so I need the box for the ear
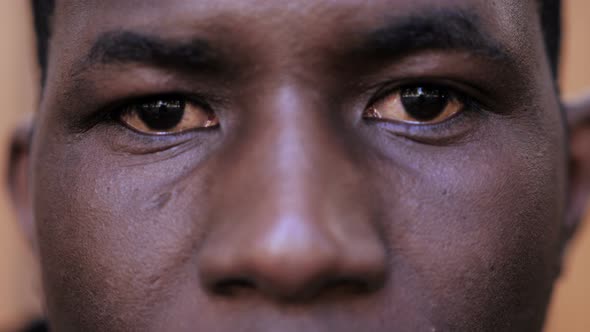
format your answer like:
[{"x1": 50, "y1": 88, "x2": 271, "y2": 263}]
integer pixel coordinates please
[
  {"x1": 7, "y1": 116, "x2": 37, "y2": 253},
  {"x1": 564, "y1": 93, "x2": 590, "y2": 249}
]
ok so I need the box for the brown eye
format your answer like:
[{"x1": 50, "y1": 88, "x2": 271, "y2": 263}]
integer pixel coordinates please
[
  {"x1": 363, "y1": 86, "x2": 464, "y2": 124},
  {"x1": 120, "y1": 97, "x2": 219, "y2": 135}
]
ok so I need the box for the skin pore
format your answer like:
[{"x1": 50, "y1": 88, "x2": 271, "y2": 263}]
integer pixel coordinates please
[{"x1": 8, "y1": 0, "x2": 590, "y2": 331}]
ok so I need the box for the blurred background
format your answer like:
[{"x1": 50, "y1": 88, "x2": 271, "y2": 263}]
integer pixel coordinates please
[{"x1": 0, "y1": 1, "x2": 588, "y2": 331}]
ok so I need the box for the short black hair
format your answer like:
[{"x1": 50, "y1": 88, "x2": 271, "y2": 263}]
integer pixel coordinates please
[
  {"x1": 540, "y1": 0, "x2": 562, "y2": 78},
  {"x1": 31, "y1": 0, "x2": 54, "y2": 83},
  {"x1": 31, "y1": 0, "x2": 562, "y2": 82}
]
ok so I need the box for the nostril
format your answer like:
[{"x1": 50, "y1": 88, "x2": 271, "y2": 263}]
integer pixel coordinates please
[
  {"x1": 319, "y1": 278, "x2": 377, "y2": 298},
  {"x1": 333, "y1": 279, "x2": 371, "y2": 293},
  {"x1": 197, "y1": 214, "x2": 388, "y2": 302},
  {"x1": 213, "y1": 278, "x2": 257, "y2": 297},
  {"x1": 274, "y1": 278, "x2": 380, "y2": 303}
]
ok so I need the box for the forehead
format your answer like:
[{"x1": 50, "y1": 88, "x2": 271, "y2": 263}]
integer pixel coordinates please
[
  {"x1": 53, "y1": 0, "x2": 538, "y2": 52},
  {"x1": 57, "y1": 0, "x2": 533, "y2": 21},
  {"x1": 47, "y1": 0, "x2": 548, "y2": 97}
]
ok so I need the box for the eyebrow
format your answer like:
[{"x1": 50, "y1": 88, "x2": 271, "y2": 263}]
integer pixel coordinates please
[
  {"x1": 74, "y1": 31, "x2": 219, "y2": 75},
  {"x1": 361, "y1": 10, "x2": 510, "y2": 61},
  {"x1": 74, "y1": 10, "x2": 509, "y2": 77}
]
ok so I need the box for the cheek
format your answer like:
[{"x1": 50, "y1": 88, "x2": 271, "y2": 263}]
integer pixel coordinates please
[
  {"x1": 32, "y1": 137, "x2": 212, "y2": 330},
  {"x1": 374, "y1": 129, "x2": 565, "y2": 329}
]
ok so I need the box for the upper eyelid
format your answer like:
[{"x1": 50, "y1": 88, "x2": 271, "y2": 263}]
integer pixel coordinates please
[
  {"x1": 120, "y1": 94, "x2": 210, "y2": 111},
  {"x1": 103, "y1": 82, "x2": 476, "y2": 123},
  {"x1": 363, "y1": 78, "x2": 489, "y2": 110},
  {"x1": 366, "y1": 83, "x2": 461, "y2": 110},
  {"x1": 118, "y1": 102, "x2": 219, "y2": 137},
  {"x1": 111, "y1": 94, "x2": 218, "y2": 125}
]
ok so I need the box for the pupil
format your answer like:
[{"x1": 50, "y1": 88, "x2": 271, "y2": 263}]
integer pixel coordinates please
[
  {"x1": 138, "y1": 99, "x2": 185, "y2": 131},
  {"x1": 400, "y1": 86, "x2": 449, "y2": 121}
]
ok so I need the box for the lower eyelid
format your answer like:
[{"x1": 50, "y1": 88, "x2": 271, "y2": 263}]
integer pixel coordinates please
[
  {"x1": 110, "y1": 133, "x2": 215, "y2": 161},
  {"x1": 363, "y1": 104, "x2": 481, "y2": 144},
  {"x1": 110, "y1": 122, "x2": 189, "y2": 144}
]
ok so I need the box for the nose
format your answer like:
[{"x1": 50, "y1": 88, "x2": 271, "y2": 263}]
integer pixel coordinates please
[
  {"x1": 198, "y1": 213, "x2": 387, "y2": 301},
  {"x1": 196, "y1": 85, "x2": 388, "y2": 302}
]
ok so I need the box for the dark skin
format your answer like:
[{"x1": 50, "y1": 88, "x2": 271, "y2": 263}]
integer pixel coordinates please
[{"x1": 8, "y1": 0, "x2": 590, "y2": 331}]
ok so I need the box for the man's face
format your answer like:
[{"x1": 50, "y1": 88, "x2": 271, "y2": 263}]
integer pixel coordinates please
[{"x1": 29, "y1": 0, "x2": 567, "y2": 331}]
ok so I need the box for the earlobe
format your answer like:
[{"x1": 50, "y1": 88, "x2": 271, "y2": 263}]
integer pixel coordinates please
[
  {"x1": 564, "y1": 93, "x2": 590, "y2": 250},
  {"x1": 7, "y1": 116, "x2": 36, "y2": 252}
]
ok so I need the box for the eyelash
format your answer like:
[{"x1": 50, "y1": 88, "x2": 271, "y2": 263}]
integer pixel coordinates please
[
  {"x1": 368, "y1": 79, "x2": 483, "y2": 112},
  {"x1": 85, "y1": 80, "x2": 484, "y2": 144},
  {"x1": 359, "y1": 81, "x2": 487, "y2": 143},
  {"x1": 98, "y1": 93, "x2": 211, "y2": 125}
]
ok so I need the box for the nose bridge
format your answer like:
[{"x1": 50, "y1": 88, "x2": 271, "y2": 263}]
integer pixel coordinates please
[
  {"x1": 231, "y1": 82, "x2": 356, "y2": 217},
  {"x1": 238, "y1": 83, "x2": 365, "y2": 234},
  {"x1": 198, "y1": 83, "x2": 387, "y2": 301},
  {"x1": 265, "y1": 84, "x2": 342, "y2": 211}
]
